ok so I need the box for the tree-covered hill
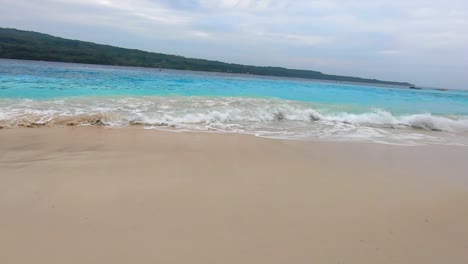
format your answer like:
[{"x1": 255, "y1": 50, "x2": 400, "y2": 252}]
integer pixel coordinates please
[{"x1": 0, "y1": 28, "x2": 412, "y2": 86}]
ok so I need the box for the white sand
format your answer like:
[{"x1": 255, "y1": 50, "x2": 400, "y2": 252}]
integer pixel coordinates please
[{"x1": 1, "y1": 127, "x2": 467, "y2": 264}]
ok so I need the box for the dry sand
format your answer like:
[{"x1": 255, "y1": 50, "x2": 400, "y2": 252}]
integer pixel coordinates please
[{"x1": 1, "y1": 127, "x2": 467, "y2": 264}]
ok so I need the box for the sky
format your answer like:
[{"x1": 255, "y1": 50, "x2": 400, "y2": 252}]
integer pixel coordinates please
[{"x1": 1, "y1": 0, "x2": 467, "y2": 89}]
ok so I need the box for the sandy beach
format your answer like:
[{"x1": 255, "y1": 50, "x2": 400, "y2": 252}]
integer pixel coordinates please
[{"x1": 1, "y1": 127, "x2": 467, "y2": 264}]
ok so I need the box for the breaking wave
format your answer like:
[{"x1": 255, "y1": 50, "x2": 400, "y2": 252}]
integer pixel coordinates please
[{"x1": 1, "y1": 96, "x2": 467, "y2": 145}]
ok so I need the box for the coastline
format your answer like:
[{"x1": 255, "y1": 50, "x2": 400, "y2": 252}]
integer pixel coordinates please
[
  {"x1": 0, "y1": 58, "x2": 412, "y2": 89},
  {"x1": 1, "y1": 127, "x2": 467, "y2": 264}
]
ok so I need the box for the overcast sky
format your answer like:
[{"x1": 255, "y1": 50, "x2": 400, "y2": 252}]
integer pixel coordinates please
[{"x1": 1, "y1": 0, "x2": 467, "y2": 89}]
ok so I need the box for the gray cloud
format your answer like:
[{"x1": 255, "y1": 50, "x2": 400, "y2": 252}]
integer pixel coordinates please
[{"x1": 1, "y1": 0, "x2": 467, "y2": 89}]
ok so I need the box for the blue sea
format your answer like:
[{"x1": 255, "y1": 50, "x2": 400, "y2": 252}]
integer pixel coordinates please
[{"x1": 1, "y1": 59, "x2": 467, "y2": 145}]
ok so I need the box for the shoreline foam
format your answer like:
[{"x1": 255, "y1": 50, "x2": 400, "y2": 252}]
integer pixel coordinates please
[{"x1": 1, "y1": 96, "x2": 467, "y2": 146}]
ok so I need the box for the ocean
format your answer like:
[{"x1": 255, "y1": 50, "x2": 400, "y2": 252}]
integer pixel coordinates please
[{"x1": 1, "y1": 59, "x2": 467, "y2": 145}]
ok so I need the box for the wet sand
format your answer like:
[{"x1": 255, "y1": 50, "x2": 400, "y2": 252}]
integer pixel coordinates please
[{"x1": 1, "y1": 127, "x2": 467, "y2": 264}]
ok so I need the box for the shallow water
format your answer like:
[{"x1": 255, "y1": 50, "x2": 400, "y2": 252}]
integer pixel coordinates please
[{"x1": 1, "y1": 59, "x2": 467, "y2": 145}]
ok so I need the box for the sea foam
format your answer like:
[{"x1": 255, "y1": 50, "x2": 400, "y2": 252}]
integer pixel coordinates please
[{"x1": 1, "y1": 96, "x2": 467, "y2": 145}]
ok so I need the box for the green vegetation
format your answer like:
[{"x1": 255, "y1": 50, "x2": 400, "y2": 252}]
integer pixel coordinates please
[{"x1": 0, "y1": 28, "x2": 411, "y2": 86}]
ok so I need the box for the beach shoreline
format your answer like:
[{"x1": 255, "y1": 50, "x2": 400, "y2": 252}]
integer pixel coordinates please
[{"x1": 1, "y1": 127, "x2": 467, "y2": 264}]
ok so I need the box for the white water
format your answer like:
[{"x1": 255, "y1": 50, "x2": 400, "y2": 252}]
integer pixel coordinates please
[{"x1": 1, "y1": 96, "x2": 467, "y2": 146}]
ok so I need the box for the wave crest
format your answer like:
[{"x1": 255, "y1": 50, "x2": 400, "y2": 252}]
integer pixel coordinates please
[{"x1": 1, "y1": 96, "x2": 467, "y2": 145}]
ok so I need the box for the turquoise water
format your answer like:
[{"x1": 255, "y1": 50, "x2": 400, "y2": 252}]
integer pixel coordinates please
[{"x1": 1, "y1": 59, "x2": 467, "y2": 145}]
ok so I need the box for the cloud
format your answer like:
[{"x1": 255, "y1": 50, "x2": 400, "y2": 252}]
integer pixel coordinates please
[
  {"x1": 0, "y1": 0, "x2": 467, "y2": 89},
  {"x1": 378, "y1": 50, "x2": 405, "y2": 55}
]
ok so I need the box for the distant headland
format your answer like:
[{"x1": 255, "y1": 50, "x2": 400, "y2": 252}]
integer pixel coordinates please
[{"x1": 0, "y1": 27, "x2": 413, "y2": 87}]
